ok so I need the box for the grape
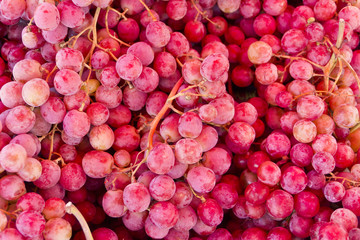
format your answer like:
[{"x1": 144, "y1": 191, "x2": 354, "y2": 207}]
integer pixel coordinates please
[
  {"x1": 264, "y1": 131, "x2": 291, "y2": 159},
  {"x1": 89, "y1": 124, "x2": 114, "y2": 151},
  {"x1": 289, "y1": 60, "x2": 313, "y2": 81},
  {"x1": 263, "y1": 0, "x2": 287, "y2": 16},
  {"x1": 175, "y1": 138, "x2": 202, "y2": 164},
  {"x1": 226, "y1": 122, "x2": 255, "y2": 154},
  {"x1": 0, "y1": 174, "x2": 26, "y2": 201},
  {"x1": 57, "y1": 1, "x2": 85, "y2": 28},
  {"x1": 288, "y1": 212, "x2": 313, "y2": 238},
  {"x1": 170, "y1": 182, "x2": 193, "y2": 208},
  {"x1": 0, "y1": 143, "x2": 26, "y2": 172},
  {"x1": 153, "y1": 52, "x2": 177, "y2": 78},
  {"x1": 294, "y1": 191, "x2": 320, "y2": 218},
  {"x1": 122, "y1": 210, "x2": 148, "y2": 231},
  {"x1": 195, "y1": 124, "x2": 218, "y2": 151},
  {"x1": 247, "y1": 41, "x2": 273, "y2": 64},
  {"x1": 342, "y1": 187, "x2": 360, "y2": 216},
  {"x1": 210, "y1": 183, "x2": 238, "y2": 209},
  {"x1": 245, "y1": 182, "x2": 269, "y2": 205},
  {"x1": 5, "y1": 105, "x2": 36, "y2": 134},
  {"x1": 314, "y1": 0, "x2": 336, "y2": 21},
  {"x1": 293, "y1": 119, "x2": 317, "y2": 143},
  {"x1": 54, "y1": 69, "x2": 82, "y2": 96},
  {"x1": 16, "y1": 192, "x2": 45, "y2": 212},
  {"x1": 160, "y1": 113, "x2": 181, "y2": 142},
  {"x1": 187, "y1": 166, "x2": 216, "y2": 193},
  {"x1": 82, "y1": 150, "x2": 114, "y2": 178},
  {"x1": 102, "y1": 190, "x2": 126, "y2": 218},
  {"x1": 266, "y1": 189, "x2": 294, "y2": 220},
  {"x1": 21, "y1": 25, "x2": 44, "y2": 49},
  {"x1": 280, "y1": 166, "x2": 308, "y2": 194},
  {"x1": 324, "y1": 181, "x2": 346, "y2": 203},
  {"x1": 333, "y1": 104, "x2": 359, "y2": 128},
  {"x1": 18, "y1": 157, "x2": 42, "y2": 182},
  {"x1": 104, "y1": 171, "x2": 131, "y2": 191},
  {"x1": 56, "y1": 48, "x2": 84, "y2": 72},
  {"x1": 200, "y1": 53, "x2": 229, "y2": 82},
  {"x1": 0, "y1": 82, "x2": 24, "y2": 108},
  {"x1": 0, "y1": 0, "x2": 26, "y2": 20},
  {"x1": 123, "y1": 182, "x2": 151, "y2": 212},
  {"x1": 115, "y1": 53, "x2": 143, "y2": 81},
  {"x1": 178, "y1": 112, "x2": 202, "y2": 138},
  {"x1": 257, "y1": 161, "x2": 281, "y2": 186},
  {"x1": 34, "y1": 2, "x2": 60, "y2": 31},
  {"x1": 133, "y1": 67, "x2": 159, "y2": 93},
  {"x1": 42, "y1": 198, "x2": 66, "y2": 220},
  {"x1": 312, "y1": 152, "x2": 335, "y2": 175},
  {"x1": 296, "y1": 95, "x2": 325, "y2": 121},
  {"x1": 42, "y1": 23, "x2": 68, "y2": 44},
  {"x1": 149, "y1": 201, "x2": 179, "y2": 229},
  {"x1": 22, "y1": 78, "x2": 50, "y2": 107},
  {"x1": 33, "y1": 160, "x2": 61, "y2": 189},
  {"x1": 113, "y1": 125, "x2": 140, "y2": 152},
  {"x1": 290, "y1": 143, "x2": 313, "y2": 167},
  {"x1": 117, "y1": 18, "x2": 139, "y2": 43},
  {"x1": 146, "y1": 21, "x2": 171, "y2": 48},
  {"x1": 144, "y1": 216, "x2": 169, "y2": 239},
  {"x1": 203, "y1": 147, "x2": 231, "y2": 175},
  {"x1": 313, "y1": 114, "x2": 335, "y2": 135},
  {"x1": 349, "y1": 228, "x2": 360, "y2": 240},
  {"x1": 95, "y1": 85, "x2": 122, "y2": 109},
  {"x1": 184, "y1": 21, "x2": 206, "y2": 43},
  {"x1": 43, "y1": 218, "x2": 72, "y2": 240},
  {"x1": 197, "y1": 198, "x2": 223, "y2": 227},
  {"x1": 16, "y1": 210, "x2": 46, "y2": 238},
  {"x1": 127, "y1": 42, "x2": 154, "y2": 66},
  {"x1": 147, "y1": 143, "x2": 175, "y2": 174},
  {"x1": 253, "y1": 14, "x2": 276, "y2": 36},
  {"x1": 86, "y1": 102, "x2": 110, "y2": 126},
  {"x1": 59, "y1": 163, "x2": 86, "y2": 191}
]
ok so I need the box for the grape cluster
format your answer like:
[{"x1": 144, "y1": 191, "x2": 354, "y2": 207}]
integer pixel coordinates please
[{"x1": 0, "y1": 0, "x2": 360, "y2": 239}]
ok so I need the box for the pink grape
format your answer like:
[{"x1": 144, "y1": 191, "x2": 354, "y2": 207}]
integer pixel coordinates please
[
  {"x1": 42, "y1": 198, "x2": 66, "y2": 220},
  {"x1": 247, "y1": 41, "x2": 273, "y2": 64},
  {"x1": 146, "y1": 21, "x2": 171, "y2": 48},
  {"x1": 16, "y1": 210, "x2": 45, "y2": 238},
  {"x1": 102, "y1": 190, "x2": 126, "y2": 218},
  {"x1": 147, "y1": 143, "x2": 175, "y2": 174},
  {"x1": 123, "y1": 182, "x2": 151, "y2": 212},
  {"x1": 175, "y1": 138, "x2": 203, "y2": 164},
  {"x1": 5, "y1": 105, "x2": 35, "y2": 134},
  {"x1": 200, "y1": 53, "x2": 230, "y2": 82},
  {"x1": 0, "y1": 143, "x2": 26, "y2": 172},
  {"x1": 187, "y1": 166, "x2": 216, "y2": 193},
  {"x1": 149, "y1": 175, "x2": 176, "y2": 201},
  {"x1": 115, "y1": 53, "x2": 143, "y2": 81},
  {"x1": 56, "y1": 48, "x2": 84, "y2": 72},
  {"x1": 18, "y1": 157, "x2": 42, "y2": 182},
  {"x1": 149, "y1": 201, "x2": 179, "y2": 229},
  {"x1": 0, "y1": 175, "x2": 26, "y2": 201},
  {"x1": 42, "y1": 218, "x2": 72, "y2": 240},
  {"x1": 22, "y1": 78, "x2": 50, "y2": 107},
  {"x1": 266, "y1": 189, "x2": 294, "y2": 220},
  {"x1": 82, "y1": 150, "x2": 114, "y2": 178},
  {"x1": 33, "y1": 160, "x2": 61, "y2": 189},
  {"x1": 54, "y1": 69, "x2": 82, "y2": 96},
  {"x1": 197, "y1": 198, "x2": 223, "y2": 226},
  {"x1": 34, "y1": 2, "x2": 60, "y2": 31}
]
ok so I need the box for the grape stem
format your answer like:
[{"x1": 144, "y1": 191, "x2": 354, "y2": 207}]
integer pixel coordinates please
[
  {"x1": 138, "y1": 0, "x2": 157, "y2": 21},
  {"x1": 105, "y1": 7, "x2": 131, "y2": 47},
  {"x1": 130, "y1": 77, "x2": 184, "y2": 180},
  {"x1": 65, "y1": 202, "x2": 94, "y2": 240},
  {"x1": 148, "y1": 77, "x2": 184, "y2": 150}
]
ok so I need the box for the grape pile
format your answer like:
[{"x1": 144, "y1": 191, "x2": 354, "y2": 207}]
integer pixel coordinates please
[{"x1": 0, "y1": 0, "x2": 360, "y2": 239}]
